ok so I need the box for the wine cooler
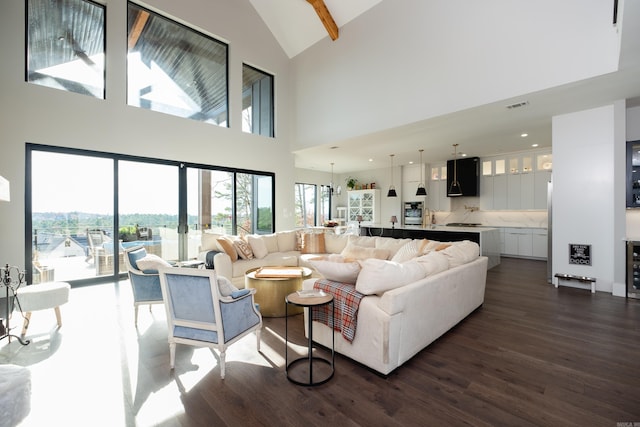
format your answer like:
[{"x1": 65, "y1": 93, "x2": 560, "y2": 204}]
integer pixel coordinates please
[{"x1": 626, "y1": 241, "x2": 640, "y2": 299}]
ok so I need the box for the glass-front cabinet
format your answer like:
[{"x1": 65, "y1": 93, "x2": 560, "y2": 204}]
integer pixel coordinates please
[{"x1": 347, "y1": 189, "x2": 380, "y2": 225}]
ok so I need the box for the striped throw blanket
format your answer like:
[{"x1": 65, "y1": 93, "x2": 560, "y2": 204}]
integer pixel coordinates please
[{"x1": 312, "y1": 279, "x2": 365, "y2": 342}]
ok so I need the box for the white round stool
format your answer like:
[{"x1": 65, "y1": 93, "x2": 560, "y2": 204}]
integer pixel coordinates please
[
  {"x1": 15, "y1": 282, "x2": 70, "y2": 336},
  {"x1": 0, "y1": 364, "x2": 31, "y2": 425}
]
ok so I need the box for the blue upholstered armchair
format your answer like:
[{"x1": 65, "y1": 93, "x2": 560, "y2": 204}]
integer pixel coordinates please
[
  {"x1": 158, "y1": 267, "x2": 262, "y2": 379},
  {"x1": 124, "y1": 246, "x2": 165, "y2": 326}
]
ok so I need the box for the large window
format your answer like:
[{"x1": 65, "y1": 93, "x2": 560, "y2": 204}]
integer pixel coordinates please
[
  {"x1": 26, "y1": 145, "x2": 274, "y2": 285},
  {"x1": 242, "y1": 64, "x2": 274, "y2": 137},
  {"x1": 26, "y1": 0, "x2": 106, "y2": 98},
  {"x1": 127, "y1": 2, "x2": 228, "y2": 125}
]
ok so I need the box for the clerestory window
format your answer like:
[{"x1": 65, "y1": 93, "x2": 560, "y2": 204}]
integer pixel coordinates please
[
  {"x1": 126, "y1": 2, "x2": 229, "y2": 126},
  {"x1": 26, "y1": 0, "x2": 106, "y2": 98}
]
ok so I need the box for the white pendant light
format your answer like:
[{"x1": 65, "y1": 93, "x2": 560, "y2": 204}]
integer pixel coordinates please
[
  {"x1": 449, "y1": 144, "x2": 463, "y2": 196},
  {"x1": 387, "y1": 154, "x2": 397, "y2": 197},
  {"x1": 416, "y1": 149, "x2": 427, "y2": 196}
]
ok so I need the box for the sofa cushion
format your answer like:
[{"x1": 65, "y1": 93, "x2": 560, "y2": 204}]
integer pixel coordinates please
[
  {"x1": 263, "y1": 234, "x2": 280, "y2": 253},
  {"x1": 233, "y1": 238, "x2": 254, "y2": 260},
  {"x1": 355, "y1": 259, "x2": 426, "y2": 295},
  {"x1": 246, "y1": 234, "x2": 268, "y2": 259},
  {"x1": 301, "y1": 232, "x2": 326, "y2": 254},
  {"x1": 375, "y1": 237, "x2": 411, "y2": 259},
  {"x1": 347, "y1": 235, "x2": 376, "y2": 248},
  {"x1": 217, "y1": 275, "x2": 240, "y2": 297},
  {"x1": 441, "y1": 240, "x2": 480, "y2": 267},
  {"x1": 340, "y1": 243, "x2": 389, "y2": 260},
  {"x1": 277, "y1": 230, "x2": 298, "y2": 252},
  {"x1": 201, "y1": 232, "x2": 223, "y2": 252},
  {"x1": 308, "y1": 256, "x2": 361, "y2": 284},
  {"x1": 390, "y1": 239, "x2": 429, "y2": 263},
  {"x1": 414, "y1": 251, "x2": 450, "y2": 276},
  {"x1": 135, "y1": 254, "x2": 172, "y2": 273},
  {"x1": 324, "y1": 233, "x2": 349, "y2": 254},
  {"x1": 217, "y1": 236, "x2": 238, "y2": 262}
]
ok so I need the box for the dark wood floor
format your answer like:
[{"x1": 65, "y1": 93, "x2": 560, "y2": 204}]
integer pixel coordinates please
[{"x1": 2, "y1": 258, "x2": 639, "y2": 426}]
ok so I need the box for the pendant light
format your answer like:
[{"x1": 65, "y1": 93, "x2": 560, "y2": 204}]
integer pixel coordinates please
[
  {"x1": 449, "y1": 144, "x2": 463, "y2": 196},
  {"x1": 330, "y1": 162, "x2": 335, "y2": 195},
  {"x1": 416, "y1": 149, "x2": 427, "y2": 196},
  {"x1": 329, "y1": 162, "x2": 341, "y2": 196},
  {"x1": 387, "y1": 154, "x2": 397, "y2": 197}
]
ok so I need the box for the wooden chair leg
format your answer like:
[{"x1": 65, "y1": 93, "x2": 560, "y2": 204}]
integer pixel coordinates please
[
  {"x1": 21, "y1": 312, "x2": 32, "y2": 336},
  {"x1": 54, "y1": 306, "x2": 62, "y2": 328}
]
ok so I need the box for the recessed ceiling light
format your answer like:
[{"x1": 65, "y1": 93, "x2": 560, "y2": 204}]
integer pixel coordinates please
[
  {"x1": 368, "y1": 158, "x2": 373, "y2": 162},
  {"x1": 531, "y1": 143, "x2": 539, "y2": 147},
  {"x1": 521, "y1": 133, "x2": 528, "y2": 138}
]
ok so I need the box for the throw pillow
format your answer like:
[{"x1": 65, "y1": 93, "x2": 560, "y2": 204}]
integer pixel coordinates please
[
  {"x1": 300, "y1": 232, "x2": 326, "y2": 254},
  {"x1": 233, "y1": 238, "x2": 254, "y2": 260},
  {"x1": 276, "y1": 230, "x2": 297, "y2": 252},
  {"x1": 246, "y1": 234, "x2": 268, "y2": 259},
  {"x1": 262, "y1": 234, "x2": 280, "y2": 253},
  {"x1": 415, "y1": 251, "x2": 450, "y2": 276},
  {"x1": 355, "y1": 259, "x2": 426, "y2": 295},
  {"x1": 375, "y1": 237, "x2": 411, "y2": 259},
  {"x1": 324, "y1": 233, "x2": 349, "y2": 254},
  {"x1": 340, "y1": 243, "x2": 389, "y2": 260},
  {"x1": 217, "y1": 276, "x2": 240, "y2": 297},
  {"x1": 347, "y1": 235, "x2": 376, "y2": 248},
  {"x1": 216, "y1": 236, "x2": 238, "y2": 262},
  {"x1": 135, "y1": 254, "x2": 172, "y2": 273},
  {"x1": 201, "y1": 232, "x2": 222, "y2": 252},
  {"x1": 390, "y1": 239, "x2": 428, "y2": 263},
  {"x1": 308, "y1": 257, "x2": 361, "y2": 284},
  {"x1": 441, "y1": 240, "x2": 480, "y2": 267}
]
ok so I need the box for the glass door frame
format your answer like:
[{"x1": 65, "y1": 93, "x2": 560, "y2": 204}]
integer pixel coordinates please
[{"x1": 25, "y1": 144, "x2": 275, "y2": 286}]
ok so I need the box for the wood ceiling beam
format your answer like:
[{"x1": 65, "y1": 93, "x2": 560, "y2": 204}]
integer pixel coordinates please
[
  {"x1": 306, "y1": 0, "x2": 339, "y2": 41},
  {"x1": 128, "y1": 10, "x2": 150, "y2": 50}
]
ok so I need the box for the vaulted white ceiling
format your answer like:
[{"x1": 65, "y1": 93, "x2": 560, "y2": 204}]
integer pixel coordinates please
[
  {"x1": 248, "y1": 0, "x2": 381, "y2": 58},
  {"x1": 250, "y1": 0, "x2": 640, "y2": 173}
]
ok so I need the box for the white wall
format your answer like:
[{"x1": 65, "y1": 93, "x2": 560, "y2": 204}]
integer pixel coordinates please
[
  {"x1": 292, "y1": 0, "x2": 620, "y2": 149},
  {"x1": 0, "y1": 0, "x2": 294, "y2": 268},
  {"x1": 551, "y1": 102, "x2": 627, "y2": 294}
]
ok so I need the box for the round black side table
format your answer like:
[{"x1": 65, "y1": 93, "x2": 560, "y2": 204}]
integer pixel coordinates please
[{"x1": 285, "y1": 291, "x2": 335, "y2": 386}]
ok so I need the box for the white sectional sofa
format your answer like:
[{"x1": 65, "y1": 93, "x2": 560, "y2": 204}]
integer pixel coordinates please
[
  {"x1": 198, "y1": 229, "x2": 488, "y2": 374},
  {"x1": 302, "y1": 255, "x2": 487, "y2": 375}
]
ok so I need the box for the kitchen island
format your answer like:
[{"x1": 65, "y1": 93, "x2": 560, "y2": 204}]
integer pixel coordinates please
[{"x1": 360, "y1": 225, "x2": 500, "y2": 269}]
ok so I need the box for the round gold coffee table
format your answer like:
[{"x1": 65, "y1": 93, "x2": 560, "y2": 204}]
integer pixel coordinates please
[{"x1": 244, "y1": 267, "x2": 313, "y2": 317}]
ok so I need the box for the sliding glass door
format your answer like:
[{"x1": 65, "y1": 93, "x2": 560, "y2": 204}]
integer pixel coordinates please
[
  {"x1": 118, "y1": 161, "x2": 179, "y2": 275},
  {"x1": 30, "y1": 150, "x2": 115, "y2": 283},
  {"x1": 27, "y1": 145, "x2": 275, "y2": 285}
]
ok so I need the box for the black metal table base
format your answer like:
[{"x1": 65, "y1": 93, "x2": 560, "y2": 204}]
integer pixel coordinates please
[
  {"x1": 285, "y1": 293, "x2": 335, "y2": 386},
  {"x1": 286, "y1": 356, "x2": 334, "y2": 386}
]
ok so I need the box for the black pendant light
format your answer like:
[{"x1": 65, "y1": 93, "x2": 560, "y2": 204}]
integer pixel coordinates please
[
  {"x1": 449, "y1": 144, "x2": 463, "y2": 196},
  {"x1": 387, "y1": 154, "x2": 397, "y2": 197},
  {"x1": 416, "y1": 149, "x2": 427, "y2": 196}
]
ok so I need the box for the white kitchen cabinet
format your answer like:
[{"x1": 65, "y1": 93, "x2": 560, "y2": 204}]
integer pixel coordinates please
[
  {"x1": 493, "y1": 174, "x2": 507, "y2": 210},
  {"x1": 347, "y1": 189, "x2": 381, "y2": 225},
  {"x1": 532, "y1": 229, "x2": 548, "y2": 258},
  {"x1": 480, "y1": 175, "x2": 494, "y2": 210},
  {"x1": 502, "y1": 227, "x2": 547, "y2": 259},
  {"x1": 503, "y1": 228, "x2": 533, "y2": 257},
  {"x1": 427, "y1": 163, "x2": 450, "y2": 211}
]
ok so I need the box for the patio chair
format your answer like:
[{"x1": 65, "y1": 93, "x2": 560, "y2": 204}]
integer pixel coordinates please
[
  {"x1": 158, "y1": 267, "x2": 262, "y2": 379},
  {"x1": 85, "y1": 228, "x2": 111, "y2": 263},
  {"x1": 123, "y1": 245, "x2": 165, "y2": 326}
]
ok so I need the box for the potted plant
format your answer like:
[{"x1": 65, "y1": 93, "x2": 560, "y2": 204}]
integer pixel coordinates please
[{"x1": 345, "y1": 177, "x2": 358, "y2": 191}]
